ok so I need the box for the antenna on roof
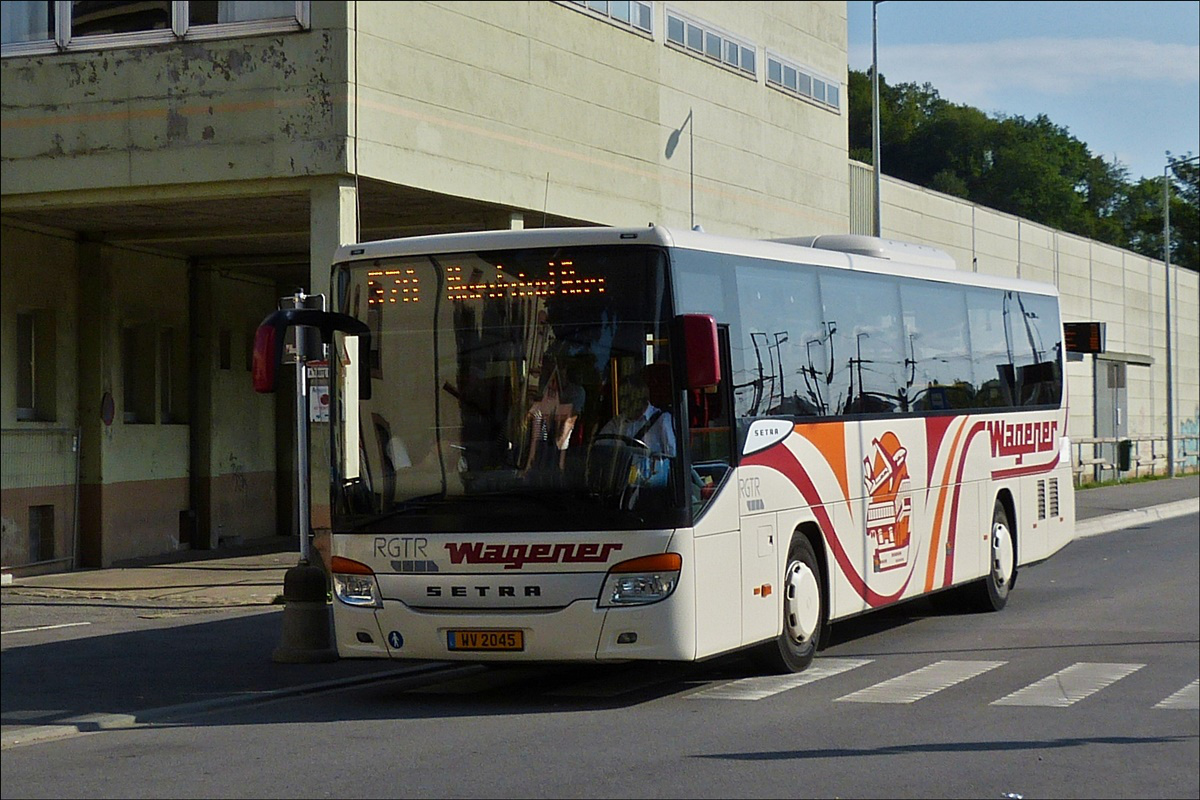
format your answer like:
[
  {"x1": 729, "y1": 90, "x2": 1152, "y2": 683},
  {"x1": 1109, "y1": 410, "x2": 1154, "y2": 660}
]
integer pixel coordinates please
[{"x1": 542, "y1": 172, "x2": 550, "y2": 228}]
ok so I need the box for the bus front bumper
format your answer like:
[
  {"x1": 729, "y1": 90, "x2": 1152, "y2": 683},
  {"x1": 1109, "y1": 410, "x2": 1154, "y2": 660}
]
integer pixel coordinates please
[{"x1": 333, "y1": 596, "x2": 695, "y2": 663}]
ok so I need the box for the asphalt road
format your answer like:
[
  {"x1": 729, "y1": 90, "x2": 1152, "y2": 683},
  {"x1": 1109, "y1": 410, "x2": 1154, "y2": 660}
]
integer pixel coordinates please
[{"x1": 2, "y1": 512, "x2": 1196, "y2": 799}]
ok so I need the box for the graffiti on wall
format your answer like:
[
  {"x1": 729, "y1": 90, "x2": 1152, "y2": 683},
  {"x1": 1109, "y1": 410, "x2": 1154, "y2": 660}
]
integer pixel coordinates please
[{"x1": 1180, "y1": 407, "x2": 1200, "y2": 468}]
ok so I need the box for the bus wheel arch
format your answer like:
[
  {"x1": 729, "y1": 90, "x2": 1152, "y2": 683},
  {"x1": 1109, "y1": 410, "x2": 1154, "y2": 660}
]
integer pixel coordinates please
[{"x1": 751, "y1": 524, "x2": 829, "y2": 674}]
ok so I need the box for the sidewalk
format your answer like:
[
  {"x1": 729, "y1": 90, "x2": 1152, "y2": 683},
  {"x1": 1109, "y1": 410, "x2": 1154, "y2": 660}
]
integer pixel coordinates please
[
  {"x1": 1, "y1": 538, "x2": 298, "y2": 607},
  {"x1": 1, "y1": 475, "x2": 1197, "y2": 609}
]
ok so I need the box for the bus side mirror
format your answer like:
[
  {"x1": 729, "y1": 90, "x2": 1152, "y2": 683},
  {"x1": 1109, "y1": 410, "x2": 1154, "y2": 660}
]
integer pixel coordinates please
[
  {"x1": 681, "y1": 314, "x2": 720, "y2": 389},
  {"x1": 251, "y1": 309, "x2": 372, "y2": 400}
]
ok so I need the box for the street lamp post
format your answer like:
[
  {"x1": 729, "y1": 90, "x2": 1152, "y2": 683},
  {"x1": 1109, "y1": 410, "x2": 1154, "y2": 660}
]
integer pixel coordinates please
[
  {"x1": 872, "y1": 0, "x2": 885, "y2": 237},
  {"x1": 1163, "y1": 153, "x2": 1200, "y2": 477}
]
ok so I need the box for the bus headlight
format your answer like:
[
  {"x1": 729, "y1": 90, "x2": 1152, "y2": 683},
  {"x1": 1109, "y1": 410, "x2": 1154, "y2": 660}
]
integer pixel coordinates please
[
  {"x1": 599, "y1": 553, "x2": 682, "y2": 607},
  {"x1": 331, "y1": 556, "x2": 382, "y2": 608}
]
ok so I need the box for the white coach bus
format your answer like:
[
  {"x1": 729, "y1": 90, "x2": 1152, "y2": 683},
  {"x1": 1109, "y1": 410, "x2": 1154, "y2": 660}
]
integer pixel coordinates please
[{"x1": 254, "y1": 226, "x2": 1075, "y2": 673}]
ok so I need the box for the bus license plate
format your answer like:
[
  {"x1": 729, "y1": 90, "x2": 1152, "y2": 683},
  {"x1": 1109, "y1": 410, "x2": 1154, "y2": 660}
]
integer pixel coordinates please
[{"x1": 447, "y1": 630, "x2": 524, "y2": 652}]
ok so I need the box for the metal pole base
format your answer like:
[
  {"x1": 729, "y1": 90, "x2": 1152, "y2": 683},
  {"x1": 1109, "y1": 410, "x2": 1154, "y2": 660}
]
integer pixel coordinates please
[{"x1": 272, "y1": 562, "x2": 337, "y2": 664}]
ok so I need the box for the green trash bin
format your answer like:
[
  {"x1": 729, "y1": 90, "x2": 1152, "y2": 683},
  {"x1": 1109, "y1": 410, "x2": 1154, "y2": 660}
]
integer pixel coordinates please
[{"x1": 1117, "y1": 439, "x2": 1132, "y2": 472}]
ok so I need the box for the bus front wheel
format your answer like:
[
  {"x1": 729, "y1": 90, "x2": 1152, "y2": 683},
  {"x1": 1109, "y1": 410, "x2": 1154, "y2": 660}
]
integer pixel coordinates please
[{"x1": 752, "y1": 535, "x2": 825, "y2": 674}]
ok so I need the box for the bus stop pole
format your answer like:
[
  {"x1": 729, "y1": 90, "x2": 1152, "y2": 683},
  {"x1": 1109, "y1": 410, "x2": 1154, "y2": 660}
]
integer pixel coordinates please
[
  {"x1": 273, "y1": 290, "x2": 336, "y2": 663},
  {"x1": 294, "y1": 304, "x2": 312, "y2": 564}
]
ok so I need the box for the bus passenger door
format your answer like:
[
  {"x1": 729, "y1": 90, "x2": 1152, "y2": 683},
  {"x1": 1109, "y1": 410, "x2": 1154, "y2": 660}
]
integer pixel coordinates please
[{"x1": 688, "y1": 326, "x2": 742, "y2": 657}]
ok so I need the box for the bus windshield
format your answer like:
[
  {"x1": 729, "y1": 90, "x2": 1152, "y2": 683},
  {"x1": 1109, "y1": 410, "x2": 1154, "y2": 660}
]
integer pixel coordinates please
[{"x1": 330, "y1": 244, "x2": 685, "y2": 533}]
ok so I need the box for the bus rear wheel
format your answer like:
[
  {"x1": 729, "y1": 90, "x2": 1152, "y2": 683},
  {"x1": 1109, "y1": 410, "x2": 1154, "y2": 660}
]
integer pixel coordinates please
[
  {"x1": 752, "y1": 535, "x2": 825, "y2": 674},
  {"x1": 971, "y1": 499, "x2": 1015, "y2": 612}
]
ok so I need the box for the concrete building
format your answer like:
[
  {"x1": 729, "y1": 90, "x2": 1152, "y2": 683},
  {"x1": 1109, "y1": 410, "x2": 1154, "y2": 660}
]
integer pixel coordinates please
[{"x1": 1, "y1": 1, "x2": 1195, "y2": 574}]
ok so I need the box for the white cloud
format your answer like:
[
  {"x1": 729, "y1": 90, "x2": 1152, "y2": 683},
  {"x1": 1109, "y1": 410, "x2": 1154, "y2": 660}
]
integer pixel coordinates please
[{"x1": 852, "y1": 37, "x2": 1199, "y2": 104}]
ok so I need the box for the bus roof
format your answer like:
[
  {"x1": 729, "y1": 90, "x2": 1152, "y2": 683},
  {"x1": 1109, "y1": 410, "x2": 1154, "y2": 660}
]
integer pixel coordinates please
[{"x1": 332, "y1": 225, "x2": 1059, "y2": 297}]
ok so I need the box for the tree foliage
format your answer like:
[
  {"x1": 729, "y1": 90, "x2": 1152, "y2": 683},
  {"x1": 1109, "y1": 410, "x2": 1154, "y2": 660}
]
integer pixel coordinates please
[{"x1": 848, "y1": 70, "x2": 1199, "y2": 271}]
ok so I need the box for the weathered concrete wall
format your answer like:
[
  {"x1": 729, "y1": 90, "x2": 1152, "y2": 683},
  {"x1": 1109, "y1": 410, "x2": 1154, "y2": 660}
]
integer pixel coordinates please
[
  {"x1": 0, "y1": 8, "x2": 351, "y2": 194},
  {"x1": 0, "y1": 223, "x2": 282, "y2": 567},
  {"x1": 0, "y1": 226, "x2": 80, "y2": 568},
  {"x1": 351, "y1": 1, "x2": 849, "y2": 236}
]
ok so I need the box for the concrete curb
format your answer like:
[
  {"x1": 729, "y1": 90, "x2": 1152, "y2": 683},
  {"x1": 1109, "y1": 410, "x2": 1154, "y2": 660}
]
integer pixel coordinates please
[
  {"x1": 0, "y1": 662, "x2": 476, "y2": 750},
  {"x1": 1074, "y1": 498, "x2": 1200, "y2": 539}
]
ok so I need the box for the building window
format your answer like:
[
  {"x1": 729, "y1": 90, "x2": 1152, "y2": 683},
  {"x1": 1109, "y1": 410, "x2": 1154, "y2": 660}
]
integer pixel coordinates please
[
  {"x1": 766, "y1": 51, "x2": 840, "y2": 112},
  {"x1": 159, "y1": 327, "x2": 189, "y2": 424},
  {"x1": 71, "y1": 0, "x2": 171, "y2": 38},
  {"x1": 122, "y1": 324, "x2": 157, "y2": 424},
  {"x1": 15, "y1": 310, "x2": 57, "y2": 422},
  {"x1": 189, "y1": 0, "x2": 298, "y2": 25},
  {"x1": 559, "y1": 1, "x2": 653, "y2": 35},
  {"x1": 0, "y1": 1, "x2": 54, "y2": 46},
  {"x1": 664, "y1": 9, "x2": 755, "y2": 78},
  {"x1": 1, "y1": 1, "x2": 308, "y2": 56}
]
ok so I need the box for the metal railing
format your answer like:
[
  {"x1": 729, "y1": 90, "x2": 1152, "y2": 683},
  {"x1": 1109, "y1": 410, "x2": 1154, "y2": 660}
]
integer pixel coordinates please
[
  {"x1": 0, "y1": 428, "x2": 81, "y2": 571},
  {"x1": 1071, "y1": 435, "x2": 1197, "y2": 486}
]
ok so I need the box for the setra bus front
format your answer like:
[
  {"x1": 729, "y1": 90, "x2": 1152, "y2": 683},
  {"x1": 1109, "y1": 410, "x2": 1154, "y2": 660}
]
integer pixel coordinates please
[{"x1": 305, "y1": 230, "x2": 716, "y2": 664}]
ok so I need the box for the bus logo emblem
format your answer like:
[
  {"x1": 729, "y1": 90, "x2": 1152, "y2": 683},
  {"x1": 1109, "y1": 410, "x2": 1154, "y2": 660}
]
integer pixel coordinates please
[{"x1": 863, "y1": 431, "x2": 912, "y2": 573}]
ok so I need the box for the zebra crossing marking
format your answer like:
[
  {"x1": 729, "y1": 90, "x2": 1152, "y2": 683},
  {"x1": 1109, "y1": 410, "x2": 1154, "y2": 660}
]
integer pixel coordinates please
[
  {"x1": 685, "y1": 658, "x2": 874, "y2": 701},
  {"x1": 400, "y1": 659, "x2": 1190, "y2": 712},
  {"x1": 835, "y1": 659, "x2": 1005, "y2": 704},
  {"x1": 1154, "y1": 679, "x2": 1199, "y2": 710},
  {"x1": 991, "y1": 662, "x2": 1144, "y2": 707}
]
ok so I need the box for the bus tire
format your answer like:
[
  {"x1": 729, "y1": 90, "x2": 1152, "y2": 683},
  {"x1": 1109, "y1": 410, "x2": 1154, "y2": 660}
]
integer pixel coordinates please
[
  {"x1": 752, "y1": 535, "x2": 825, "y2": 674},
  {"x1": 971, "y1": 499, "x2": 1015, "y2": 612}
]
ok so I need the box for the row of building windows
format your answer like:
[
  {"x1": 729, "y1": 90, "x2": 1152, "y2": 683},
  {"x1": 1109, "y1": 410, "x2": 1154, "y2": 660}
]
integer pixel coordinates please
[
  {"x1": 767, "y1": 52, "x2": 840, "y2": 111},
  {"x1": 565, "y1": 0, "x2": 654, "y2": 34},
  {"x1": 561, "y1": 1, "x2": 840, "y2": 113},
  {"x1": 664, "y1": 9, "x2": 756, "y2": 78},
  {"x1": 0, "y1": 1, "x2": 306, "y2": 54}
]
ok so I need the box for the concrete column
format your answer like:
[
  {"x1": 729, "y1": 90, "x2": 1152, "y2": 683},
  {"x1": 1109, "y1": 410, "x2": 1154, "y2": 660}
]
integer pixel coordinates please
[{"x1": 309, "y1": 177, "x2": 359, "y2": 297}]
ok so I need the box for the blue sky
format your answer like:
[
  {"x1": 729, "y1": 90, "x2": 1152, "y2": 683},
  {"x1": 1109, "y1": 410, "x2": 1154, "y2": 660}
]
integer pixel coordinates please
[{"x1": 847, "y1": 1, "x2": 1200, "y2": 182}]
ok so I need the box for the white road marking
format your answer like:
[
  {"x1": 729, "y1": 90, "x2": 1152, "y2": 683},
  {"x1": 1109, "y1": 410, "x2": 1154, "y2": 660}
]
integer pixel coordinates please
[
  {"x1": 835, "y1": 659, "x2": 1005, "y2": 704},
  {"x1": 686, "y1": 658, "x2": 874, "y2": 701},
  {"x1": 2, "y1": 622, "x2": 92, "y2": 636},
  {"x1": 1154, "y1": 679, "x2": 1199, "y2": 710},
  {"x1": 991, "y1": 662, "x2": 1144, "y2": 707}
]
